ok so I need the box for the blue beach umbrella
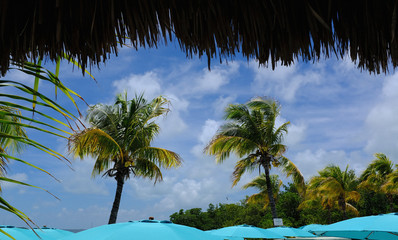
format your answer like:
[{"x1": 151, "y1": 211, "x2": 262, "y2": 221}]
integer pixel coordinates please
[
  {"x1": 0, "y1": 226, "x2": 33, "y2": 240},
  {"x1": 60, "y1": 220, "x2": 223, "y2": 240},
  {"x1": 267, "y1": 227, "x2": 315, "y2": 238},
  {"x1": 0, "y1": 226, "x2": 74, "y2": 240},
  {"x1": 32, "y1": 227, "x2": 74, "y2": 240},
  {"x1": 207, "y1": 224, "x2": 285, "y2": 239},
  {"x1": 299, "y1": 224, "x2": 323, "y2": 232},
  {"x1": 312, "y1": 213, "x2": 398, "y2": 240}
]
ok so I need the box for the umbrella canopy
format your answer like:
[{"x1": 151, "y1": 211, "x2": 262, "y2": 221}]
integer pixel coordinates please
[
  {"x1": 207, "y1": 224, "x2": 285, "y2": 239},
  {"x1": 267, "y1": 227, "x2": 315, "y2": 238},
  {"x1": 0, "y1": 226, "x2": 74, "y2": 240},
  {"x1": 312, "y1": 213, "x2": 398, "y2": 240},
  {"x1": 0, "y1": 226, "x2": 33, "y2": 240},
  {"x1": 60, "y1": 220, "x2": 223, "y2": 240},
  {"x1": 33, "y1": 227, "x2": 74, "y2": 240},
  {"x1": 299, "y1": 224, "x2": 324, "y2": 232}
]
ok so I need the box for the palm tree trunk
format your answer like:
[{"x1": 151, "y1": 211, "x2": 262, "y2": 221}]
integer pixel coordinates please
[
  {"x1": 387, "y1": 194, "x2": 394, "y2": 212},
  {"x1": 327, "y1": 206, "x2": 331, "y2": 224},
  {"x1": 262, "y1": 161, "x2": 278, "y2": 221},
  {"x1": 338, "y1": 196, "x2": 346, "y2": 219},
  {"x1": 108, "y1": 174, "x2": 124, "y2": 224}
]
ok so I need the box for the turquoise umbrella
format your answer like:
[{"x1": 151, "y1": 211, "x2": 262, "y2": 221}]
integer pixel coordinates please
[
  {"x1": 207, "y1": 224, "x2": 285, "y2": 239},
  {"x1": 299, "y1": 224, "x2": 323, "y2": 232},
  {"x1": 60, "y1": 220, "x2": 223, "y2": 240},
  {"x1": 267, "y1": 227, "x2": 315, "y2": 238},
  {"x1": 33, "y1": 227, "x2": 74, "y2": 239},
  {"x1": 0, "y1": 226, "x2": 74, "y2": 240},
  {"x1": 312, "y1": 213, "x2": 398, "y2": 240},
  {"x1": 0, "y1": 226, "x2": 32, "y2": 240}
]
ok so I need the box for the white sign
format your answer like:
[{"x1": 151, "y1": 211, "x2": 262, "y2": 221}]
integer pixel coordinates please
[{"x1": 273, "y1": 218, "x2": 283, "y2": 226}]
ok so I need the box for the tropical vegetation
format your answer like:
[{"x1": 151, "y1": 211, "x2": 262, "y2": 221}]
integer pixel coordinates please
[
  {"x1": 205, "y1": 97, "x2": 304, "y2": 220},
  {"x1": 171, "y1": 156, "x2": 398, "y2": 230},
  {"x1": 0, "y1": 61, "x2": 85, "y2": 238},
  {"x1": 242, "y1": 174, "x2": 282, "y2": 209},
  {"x1": 302, "y1": 165, "x2": 360, "y2": 221},
  {"x1": 68, "y1": 93, "x2": 182, "y2": 224}
]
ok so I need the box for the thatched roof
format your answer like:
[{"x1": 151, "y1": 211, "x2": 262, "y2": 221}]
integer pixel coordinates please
[{"x1": 1, "y1": 0, "x2": 398, "y2": 75}]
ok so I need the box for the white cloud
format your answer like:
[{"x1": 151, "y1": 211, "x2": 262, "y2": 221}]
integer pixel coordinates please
[
  {"x1": 191, "y1": 119, "x2": 222, "y2": 158},
  {"x1": 212, "y1": 95, "x2": 237, "y2": 116},
  {"x1": 113, "y1": 71, "x2": 162, "y2": 100},
  {"x1": 169, "y1": 62, "x2": 239, "y2": 97},
  {"x1": 156, "y1": 94, "x2": 189, "y2": 138},
  {"x1": 275, "y1": 116, "x2": 307, "y2": 148},
  {"x1": 285, "y1": 122, "x2": 307, "y2": 147},
  {"x1": 250, "y1": 62, "x2": 321, "y2": 102},
  {"x1": 193, "y1": 62, "x2": 239, "y2": 93},
  {"x1": 112, "y1": 72, "x2": 189, "y2": 139},
  {"x1": 364, "y1": 73, "x2": 398, "y2": 159}
]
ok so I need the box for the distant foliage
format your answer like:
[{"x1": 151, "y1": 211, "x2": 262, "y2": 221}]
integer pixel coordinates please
[{"x1": 170, "y1": 153, "x2": 398, "y2": 229}]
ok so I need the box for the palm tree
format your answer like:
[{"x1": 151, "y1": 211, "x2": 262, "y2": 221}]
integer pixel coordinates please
[
  {"x1": 68, "y1": 93, "x2": 182, "y2": 224},
  {"x1": 359, "y1": 153, "x2": 396, "y2": 211},
  {"x1": 298, "y1": 188, "x2": 337, "y2": 224},
  {"x1": 382, "y1": 169, "x2": 398, "y2": 211},
  {"x1": 359, "y1": 153, "x2": 393, "y2": 191},
  {"x1": 307, "y1": 165, "x2": 360, "y2": 219},
  {"x1": 242, "y1": 174, "x2": 282, "y2": 209},
  {"x1": 205, "y1": 97, "x2": 304, "y2": 220}
]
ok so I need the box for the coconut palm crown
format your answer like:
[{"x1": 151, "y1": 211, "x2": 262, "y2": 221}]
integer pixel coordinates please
[
  {"x1": 68, "y1": 93, "x2": 182, "y2": 224},
  {"x1": 205, "y1": 97, "x2": 304, "y2": 220},
  {"x1": 359, "y1": 153, "x2": 393, "y2": 191},
  {"x1": 307, "y1": 165, "x2": 360, "y2": 219}
]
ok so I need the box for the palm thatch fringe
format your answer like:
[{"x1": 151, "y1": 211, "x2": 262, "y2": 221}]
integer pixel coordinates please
[{"x1": 1, "y1": 0, "x2": 397, "y2": 75}]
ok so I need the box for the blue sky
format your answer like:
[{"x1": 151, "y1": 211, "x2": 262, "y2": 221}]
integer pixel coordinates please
[{"x1": 1, "y1": 43, "x2": 398, "y2": 229}]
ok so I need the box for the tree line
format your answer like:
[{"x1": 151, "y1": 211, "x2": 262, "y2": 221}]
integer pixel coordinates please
[{"x1": 170, "y1": 154, "x2": 398, "y2": 230}]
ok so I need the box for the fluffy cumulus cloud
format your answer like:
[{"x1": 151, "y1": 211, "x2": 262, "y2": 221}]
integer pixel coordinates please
[
  {"x1": 156, "y1": 93, "x2": 189, "y2": 138},
  {"x1": 212, "y1": 95, "x2": 237, "y2": 117},
  {"x1": 192, "y1": 62, "x2": 239, "y2": 94},
  {"x1": 191, "y1": 119, "x2": 222, "y2": 158},
  {"x1": 275, "y1": 116, "x2": 307, "y2": 148},
  {"x1": 112, "y1": 72, "x2": 189, "y2": 139},
  {"x1": 284, "y1": 122, "x2": 307, "y2": 147},
  {"x1": 163, "y1": 61, "x2": 239, "y2": 98},
  {"x1": 113, "y1": 71, "x2": 162, "y2": 100},
  {"x1": 249, "y1": 62, "x2": 322, "y2": 102},
  {"x1": 364, "y1": 73, "x2": 398, "y2": 159}
]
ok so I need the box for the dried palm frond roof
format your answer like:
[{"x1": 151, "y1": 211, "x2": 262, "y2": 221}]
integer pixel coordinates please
[{"x1": 1, "y1": 0, "x2": 397, "y2": 75}]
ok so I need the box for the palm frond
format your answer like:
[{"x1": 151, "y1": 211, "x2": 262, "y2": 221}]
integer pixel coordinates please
[
  {"x1": 131, "y1": 158, "x2": 163, "y2": 183},
  {"x1": 279, "y1": 156, "x2": 306, "y2": 196},
  {"x1": 132, "y1": 147, "x2": 182, "y2": 169},
  {"x1": 68, "y1": 128, "x2": 123, "y2": 162},
  {"x1": 232, "y1": 154, "x2": 259, "y2": 186}
]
